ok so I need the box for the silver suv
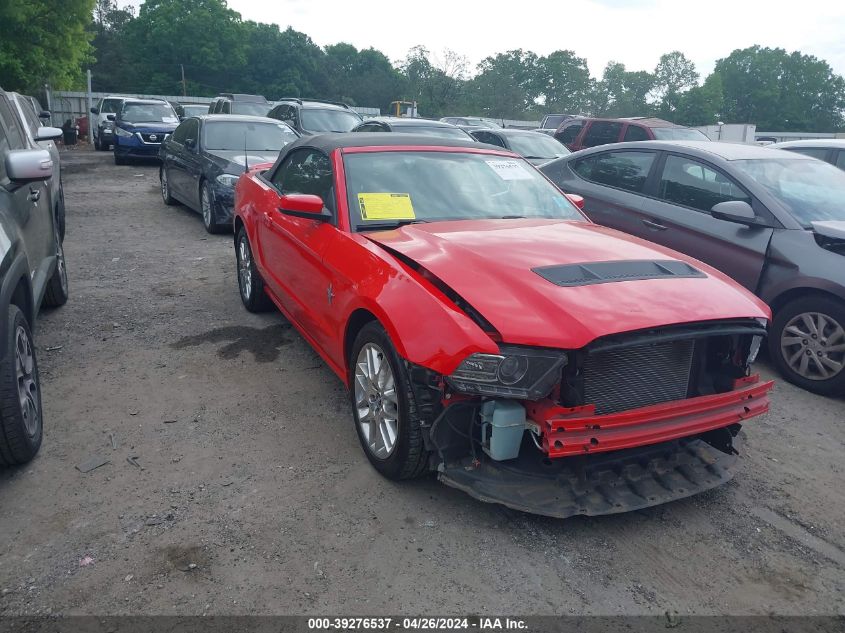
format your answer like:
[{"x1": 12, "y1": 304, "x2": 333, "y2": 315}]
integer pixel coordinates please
[{"x1": 0, "y1": 88, "x2": 69, "y2": 465}]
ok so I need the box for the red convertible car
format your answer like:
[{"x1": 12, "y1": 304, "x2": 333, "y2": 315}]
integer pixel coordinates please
[{"x1": 233, "y1": 134, "x2": 774, "y2": 518}]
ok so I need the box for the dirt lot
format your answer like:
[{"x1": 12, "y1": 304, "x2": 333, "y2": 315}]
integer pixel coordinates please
[{"x1": 0, "y1": 147, "x2": 843, "y2": 617}]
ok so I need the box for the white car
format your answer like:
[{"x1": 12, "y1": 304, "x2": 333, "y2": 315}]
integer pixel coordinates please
[{"x1": 90, "y1": 95, "x2": 132, "y2": 151}]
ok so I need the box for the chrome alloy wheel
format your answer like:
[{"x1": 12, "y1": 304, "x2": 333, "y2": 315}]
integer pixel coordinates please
[
  {"x1": 237, "y1": 236, "x2": 252, "y2": 300},
  {"x1": 56, "y1": 237, "x2": 68, "y2": 296},
  {"x1": 201, "y1": 185, "x2": 212, "y2": 227},
  {"x1": 15, "y1": 326, "x2": 40, "y2": 437},
  {"x1": 160, "y1": 168, "x2": 169, "y2": 202},
  {"x1": 780, "y1": 311, "x2": 845, "y2": 381},
  {"x1": 354, "y1": 343, "x2": 399, "y2": 459}
]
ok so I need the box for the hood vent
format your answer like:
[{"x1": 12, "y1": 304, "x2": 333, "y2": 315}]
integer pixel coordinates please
[{"x1": 533, "y1": 259, "x2": 706, "y2": 287}]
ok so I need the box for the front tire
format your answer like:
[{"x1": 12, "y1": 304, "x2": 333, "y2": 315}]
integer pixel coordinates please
[
  {"x1": 201, "y1": 181, "x2": 225, "y2": 234},
  {"x1": 769, "y1": 295, "x2": 845, "y2": 396},
  {"x1": 349, "y1": 322, "x2": 429, "y2": 480},
  {"x1": 42, "y1": 231, "x2": 69, "y2": 308},
  {"x1": 0, "y1": 306, "x2": 43, "y2": 466},
  {"x1": 114, "y1": 151, "x2": 126, "y2": 166},
  {"x1": 235, "y1": 226, "x2": 271, "y2": 312}
]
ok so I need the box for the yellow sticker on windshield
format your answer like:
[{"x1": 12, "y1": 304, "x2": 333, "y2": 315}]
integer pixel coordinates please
[{"x1": 358, "y1": 193, "x2": 416, "y2": 220}]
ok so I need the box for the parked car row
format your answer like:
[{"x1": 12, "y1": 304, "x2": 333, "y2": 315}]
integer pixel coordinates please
[{"x1": 0, "y1": 86, "x2": 70, "y2": 466}]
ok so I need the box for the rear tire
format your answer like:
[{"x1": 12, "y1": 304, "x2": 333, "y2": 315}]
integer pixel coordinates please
[
  {"x1": 235, "y1": 226, "x2": 271, "y2": 312},
  {"x1": 769, "y1": 295, "x2": 845, "y2": 396},
  {"x1": 0, "y1": 305, "x2": 43, "y2": 466},
  {"x1": 42, "y1": 233, "x2": 69, "y2": 308},
  {"x1": 349, "y1": 321, "x2": 429, "y2": 480},
  {"x1": 160, "y1": 167, "x2": 177, "y2": 205},
  {"x1": 201, "y1": 181, "x2": 225, "y2": 234}
]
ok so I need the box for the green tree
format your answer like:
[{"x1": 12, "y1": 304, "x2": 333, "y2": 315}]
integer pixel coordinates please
[
  {"x1": 536, "y1": 50, "x2": 592, "y2": 114},
  {"x1": 399, "y1": 46, "x2": 467, "y2": 116},
  {"x1": 121, "y1": 0, "x2": 247, "y2": 95},
  {"x1": 652, "y1": 51, "x2": 699, "y2": 117},
  {"x1": 90, "y1": 0, "x2": 135, "y2": 92},
  {"x1": 590, "y1": 62, "x2": 654, "y2": 117},
  {"x1": 673, "y1": 73, "x2": 724, "y2": 126},
  {"x1": 0, "y1": 0, "x2": 96, "y2": 92},
  {"x1": 240, "y1": 24, "x2": 324, "y2": 98},
  {"x1": 473, "y1": 49, "x2": 540, "y2": 119},
  {"x1": 321, "y1": 43, "x2": 405, "y2": 108},
  {"x1": 715, "y1": 45, "x2": 845, "y2": 131}
]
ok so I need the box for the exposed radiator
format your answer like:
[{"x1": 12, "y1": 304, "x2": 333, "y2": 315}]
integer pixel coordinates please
[{"x1": 583, "y1": 339, "x2": 695, "y2": 415}]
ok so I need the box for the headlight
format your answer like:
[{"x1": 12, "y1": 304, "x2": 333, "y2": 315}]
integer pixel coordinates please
[
  {"x1": 114, "y1": 126, "x2": 132, "y2": 138},
  {"x1": 216, "y1": 174, "x2": 239, "y2": 187},
  {"x1": 447, "y1": 346, "x2": 568, "y2": 400}
]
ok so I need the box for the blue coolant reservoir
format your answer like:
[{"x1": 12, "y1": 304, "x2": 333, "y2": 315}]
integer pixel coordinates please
[{"x1": 480, "y1": 400, "x2": 527, "y2": 461}]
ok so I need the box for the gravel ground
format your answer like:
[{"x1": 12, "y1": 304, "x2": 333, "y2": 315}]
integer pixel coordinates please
[{"x1": 0, "y1": 147, "x2": 843, "y2": 617}]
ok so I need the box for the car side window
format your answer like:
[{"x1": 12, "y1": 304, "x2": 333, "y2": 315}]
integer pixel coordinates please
[
  {"x1": 572, "y1": 151, "x2": 656, "y2": 193},
  {"x1": 0, "y1": 113, "x2": 11, "y2": 182},
  {"x1": 582, "y1": 122, "x2": 623, "y2": 148},
  {"x1": 658, "y1": 155, "x2": 751, "y2": 213},
  {"x1": 623, "y1": 125, "x2": 650, "y2": 142},
  {"x1": 271, "y1": 149, "x2": 335, "y2": 214},
  {"x1": 171, "y1": 119, "x2": 191, "y2": 144},
  {"x1": 785, "y1": 147, "x2": 829, "y2": 161},
  {"x1": 181, "y1": 119, "x2": 199, "y2": 145},
  {"x1": 556, "y1": 121, "x2": 583, "y2": 145},
  {"x1": 836, "y1": 151, "x2": 845, "y2": 170},
  {"x1": 0, "y1": 96, "x2": 25, "y2": 150},
  {"x1": 478, "y1": 132, "x2": 506, "y2": 148}
]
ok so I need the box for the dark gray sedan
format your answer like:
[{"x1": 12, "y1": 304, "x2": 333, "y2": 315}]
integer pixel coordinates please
[
  {"x1": 541, "y1": 140, "x2": 845, "y2": 396},
  {"x1": 470, "y1": 128, "x2": 570, "y2": 165}
]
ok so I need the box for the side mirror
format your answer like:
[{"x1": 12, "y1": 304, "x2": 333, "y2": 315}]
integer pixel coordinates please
[
  {"x1": 278, "y1": 194, "x2": 331, "y2": 221},
  {"x1": 711, "y1": 200, "x2": 756, "y2": 225},
  {"x1": 565, "y1": 193, "x2": 585, "y2": 209},
  {"x1": 35, "y1": 126, "x2": 63, "y2": 142},
  {"x1": 5, "y1": 149, "x2": 53, "y2": 184},
  {"x1": 185, "y1": 138, "x2": 197, "y2": 150},
  {"x1": 90, "y1": 107, "x2": 99, "y2": 114},
  {"x1": 106, "y1": 114, "x2": 115, "y2": 121}
]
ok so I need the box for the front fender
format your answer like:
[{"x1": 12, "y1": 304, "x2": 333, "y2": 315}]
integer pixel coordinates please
[{"x1": 328, "y1": 234, "x2": 499, "y2": 377}]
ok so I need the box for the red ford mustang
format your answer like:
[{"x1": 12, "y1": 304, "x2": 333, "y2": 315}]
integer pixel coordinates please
[{"x1": 233, "y1": 134, "x2": 774, "y2": 518}]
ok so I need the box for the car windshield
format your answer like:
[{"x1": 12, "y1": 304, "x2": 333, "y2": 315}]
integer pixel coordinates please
[
  {"x1": 466, "y1": 118, "x2": 500, "y2": 129},
  {"x1": 734, "y1": 157, "x2": 845, "y2": 225},
  {"x1": 392, "y1": 126, "x2": 472, "y2": 140},
  {"x1": 101, "y1": 99, "x2": 122, "y2": 114},
  {"x1": 120, "y1": 103, "x2": 177, "y2": 123},
  {"x1": 204, "y1": 121, "x2": 298, "y2": 151},
  {"x1": 543, "y1": 115, "x2": 568, "y2": 129},
  {"x1": 507, "y1": 133, "x2": 570, "y2": 159},
  {"x1": 344, "y1": 151, "x2": 584, "y2": 230},
  {"x1": 301, "y1": 108, "x2": 362, "y2": 132},
  {"x1": 232, "y1": 102, "x2": 271, "y2": 116},
  {"x1": 652, "y1": 128, "x2": 710, "y2": 141},
  {"x1": 182, "y1": 105, "x2": 209, "y2": 117}
]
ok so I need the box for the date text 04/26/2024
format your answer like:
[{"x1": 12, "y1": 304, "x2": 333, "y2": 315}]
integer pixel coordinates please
[{"x1": 307, "y1": 618, "x2": 528, "y2": 631}]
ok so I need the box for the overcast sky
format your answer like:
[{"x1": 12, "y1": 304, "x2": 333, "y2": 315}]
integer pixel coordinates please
[{"x1": 125, "y1": 0, "x2": 845, "y2": 79}]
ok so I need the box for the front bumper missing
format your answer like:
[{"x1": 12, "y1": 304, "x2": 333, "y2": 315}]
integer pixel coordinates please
[
  {"x1": 439, "y1": 433, "x2": 742, "y2": 519},
  {"x1": 528, "y1": 375, "x2": 773, "y2": 458}
]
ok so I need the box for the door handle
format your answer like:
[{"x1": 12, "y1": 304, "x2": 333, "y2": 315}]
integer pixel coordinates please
[
  {"x1": 28, "y1": 188, "x2": 40, "y2": 202},
  {"x1": 641, "y1": 218, "x2": 667, "y2": 231}
]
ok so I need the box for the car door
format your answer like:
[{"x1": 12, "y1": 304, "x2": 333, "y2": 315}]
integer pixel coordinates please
[
  {"x1": 165, "y1": 118, "x2": 199, "y2": 205},
  {"x1": 580, "y1": 121, "x2": 624, "y2": 150},
  {"x1": 555, "y1": 119, "x2": 585, "y2": 150},
  {"x1": 563, "y1": 150, "x2": 657, "y2": 235},
  {"x1": 0, "y1": 95, "x2": 53, "y2": 296},
  {"x1": 259, "y1": 148, "x2": 339, "y2": 349},
  {"x1": 638, "y1": 153, "x2": 775, "y2": 292}
]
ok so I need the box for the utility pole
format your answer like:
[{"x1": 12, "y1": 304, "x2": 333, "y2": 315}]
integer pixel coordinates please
[
  {"x1": 86, "y1": 69, "x2": 94, "y2": 144},
  {"x1": 180, "y1": 64, "x2": 187, "y2": 97}
]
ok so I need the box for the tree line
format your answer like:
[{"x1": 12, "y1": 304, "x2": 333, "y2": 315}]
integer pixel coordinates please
[{"x1": 2, "y1": 0, "x2": 844, "y2": 131}]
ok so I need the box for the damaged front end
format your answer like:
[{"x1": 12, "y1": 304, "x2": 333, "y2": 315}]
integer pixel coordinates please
[{"x1": 412, "y1": 319, "x2": 774, "y2": 518}]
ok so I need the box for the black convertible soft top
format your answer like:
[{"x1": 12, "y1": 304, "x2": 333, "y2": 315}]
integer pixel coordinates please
[{"x1": 280, "y1": 132, "x2": 488, "y2": 155}]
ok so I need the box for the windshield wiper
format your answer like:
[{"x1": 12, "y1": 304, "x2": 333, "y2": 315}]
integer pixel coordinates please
[
  {"x1": 357, "y1": 219, "x2": 428, "y2": 232},
  {"x1": 496, "y1": 215, "x2": 527, "y2": 219}
]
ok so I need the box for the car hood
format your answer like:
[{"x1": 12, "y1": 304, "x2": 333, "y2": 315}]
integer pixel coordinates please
[
  {"x1": 207, "y1": 149, "x2": 281, "y2": 172},
  {"x1": 365, "y1": 218, "x2": 769, "y2": 349},
  {"x1": 117, "y1": 121, "x2": 179, "y2": 133}
]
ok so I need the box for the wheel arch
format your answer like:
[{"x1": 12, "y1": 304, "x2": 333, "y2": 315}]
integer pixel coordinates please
[
  {"x1": 768, "y1": 285, "x2": 845, "y2": 316},
  {"x1": 0, "y1": 256, "x2": 35, "y2": 360},
  {"x1": 343, "y1": 308, "x2": 379, "y2": 373}
]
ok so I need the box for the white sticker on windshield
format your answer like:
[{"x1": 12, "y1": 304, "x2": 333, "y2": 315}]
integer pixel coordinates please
[
  {"x1": 486, "y1": 159, "x2": 533, "y2": 181},
  {"x1": 163, "y1": 116, "x2": 178, "y2": 123}
]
